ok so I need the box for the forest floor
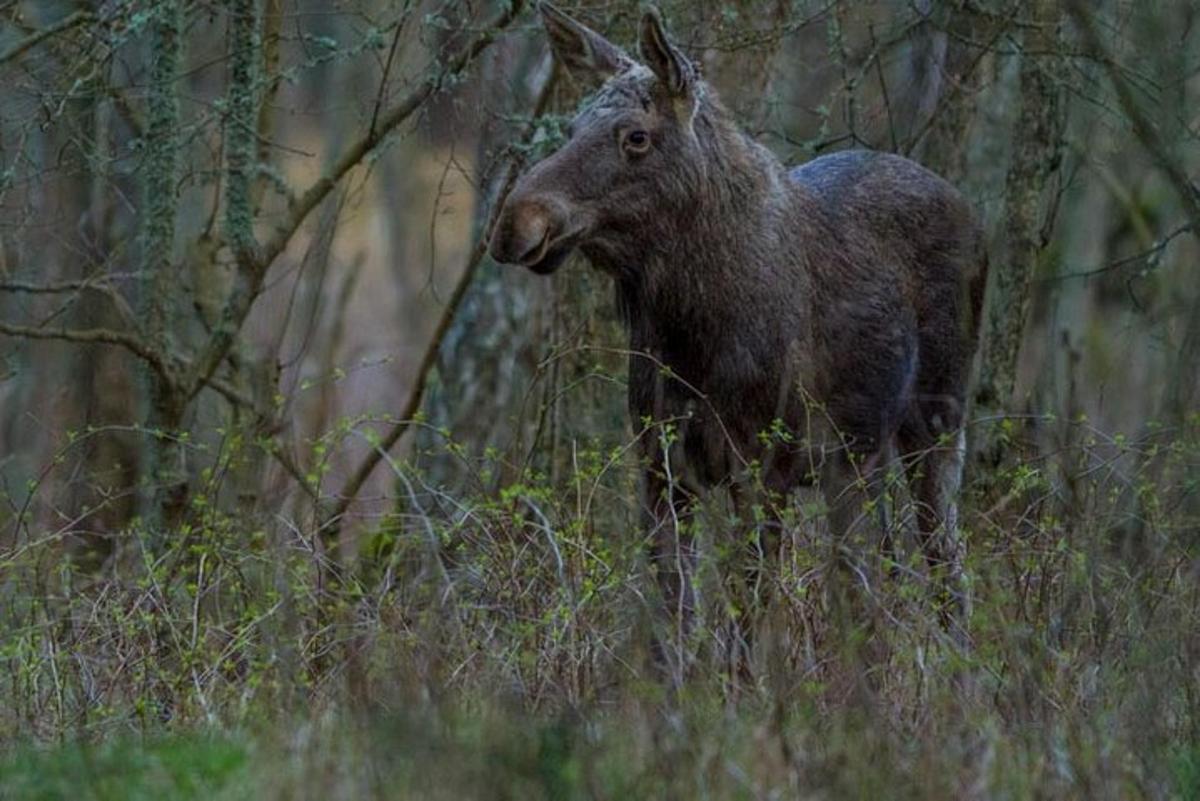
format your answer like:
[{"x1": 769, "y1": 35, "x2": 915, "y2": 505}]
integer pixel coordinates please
[
  {"x1": 2, "y1": 421, "x2": 1199, "y2": 800},
  {"x1": 2, "y1": 697, "x2": 1198, "y2": 800}
]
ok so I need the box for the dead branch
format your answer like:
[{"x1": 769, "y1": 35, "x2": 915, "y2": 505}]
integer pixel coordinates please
[
  {"x1": 183, "y1": 0, "x2": 529, "y2": 403},
  {"x1": 0, "y1": 320, "x2": 171, "y2": 379},
  {"x1": 0, "y1": 9, "x2": 94, "y2": 66},
  {"x1": 1067, "y1": 0, "x2": 1200, "y2": 226},
  {"x1": 319, "y1": 66, "x2": 559, "y2": 542}
]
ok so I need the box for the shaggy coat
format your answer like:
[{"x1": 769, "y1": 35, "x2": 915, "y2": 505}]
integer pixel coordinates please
[{"x1": 490, "y1": 4, "x2": 987, "y2": 628}]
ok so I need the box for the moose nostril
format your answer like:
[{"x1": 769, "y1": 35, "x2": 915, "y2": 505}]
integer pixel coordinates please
[
  {"x1": 517, "y1": 229, "x2": 551, "y2": 265},
  {"x1": 490, "y1": 200, "x2": 561, "y2": 265}
]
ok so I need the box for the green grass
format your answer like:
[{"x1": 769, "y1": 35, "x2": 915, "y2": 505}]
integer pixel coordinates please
[
  {"x1": 0, "y1": 703, "x2": 1195, "y2": 800},
  {"x1": 0, "y1": 735, "x2": 247, "y2": 801},
  {"x1": 1174, "y1": 746, "x2": 1200, "y2": 801}
]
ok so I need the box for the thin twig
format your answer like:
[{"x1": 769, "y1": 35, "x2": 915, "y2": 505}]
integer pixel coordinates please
[
  {"x1": 0, "y1": 321, "x2": 171, "y2": 380},
  {"x1": 320, "y1": 67, "x2": 558, "y2": 541},
  {"x1": 184, "y1": 0, "x2": 529, "y2": 403},
  {"x1": 0, "y1": 273, "x2": 143, "y2": 294},
  {"x1": 1066, "y1": 0, "x2": 1200, "y2": 227},
  {"x1": 368, "y1": 0, "x2": 415, "y2": 139},
  {"x1": 0, "y1": 9, "x2": 94, "y2": 66},
  {"x1": 1039, "y1": 221, "x2": 1196, "y2": 283}
]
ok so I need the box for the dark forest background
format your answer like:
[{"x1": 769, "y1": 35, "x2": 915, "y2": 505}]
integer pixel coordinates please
[{"x1": 0, "y1": 1, "x2": 1198, "y2": 798}]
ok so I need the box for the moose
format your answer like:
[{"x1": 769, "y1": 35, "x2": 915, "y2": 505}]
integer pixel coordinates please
[{"x1": 490, "y1": 3, "x2": 988, "y2": 664}]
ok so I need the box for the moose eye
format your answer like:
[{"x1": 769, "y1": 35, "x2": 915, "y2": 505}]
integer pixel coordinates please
[{"x1": 623, "y1": 129, "x2": 651, "y2": 154}]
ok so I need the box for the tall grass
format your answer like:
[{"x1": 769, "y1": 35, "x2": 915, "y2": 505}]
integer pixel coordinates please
[{"x1": 1, "y1": 415, "x2": 1197, "y2": 799}]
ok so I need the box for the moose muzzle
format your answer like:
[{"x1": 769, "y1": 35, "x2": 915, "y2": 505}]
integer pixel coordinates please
[{"x1": 489, "y1": 193, "x2": 576, "y2": 276}]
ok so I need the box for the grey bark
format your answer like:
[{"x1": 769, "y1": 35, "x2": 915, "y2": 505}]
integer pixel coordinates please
[
  {"x1": 138, "y1": 0, "x2": 186, "y2": 537},
  {"x1": 902, "y1": 0, "x2": 993, "y2": 184},
  {"x1": 977, "y1": 0, "x2": 1065, "y2": 408}
]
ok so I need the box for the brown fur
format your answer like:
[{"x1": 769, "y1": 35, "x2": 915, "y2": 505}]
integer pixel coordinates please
[{"x1": 491, "y1": 4, "x2": 987, "y2": 640}]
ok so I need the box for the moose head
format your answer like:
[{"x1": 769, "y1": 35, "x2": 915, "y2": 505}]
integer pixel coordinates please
[{"x1": 489, "y1": 3, "x2": 715, "y2": 277}]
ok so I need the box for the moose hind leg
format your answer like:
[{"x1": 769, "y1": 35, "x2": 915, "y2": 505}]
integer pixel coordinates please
[
  {"x1": 821, "y1": 446, "x2": 896, "y2": 567},
  {"x1": 905, "y1": 428, "x2": 971, "y2": 632},
  {"x1": 820, "y1": 446, "x2": 897, "y2": 689}
]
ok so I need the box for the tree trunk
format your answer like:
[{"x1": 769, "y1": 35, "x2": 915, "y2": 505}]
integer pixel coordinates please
[
  {"x1": 977, "y1": 0, "x2": 1065, "y2": 409},
  {"x1": 902, "y1": 0, "x2": 992, "y2": 184},
  {"x1": 139, "y1": 0, "x2": 186, "y2": 540},
  {"x1": 415, "y1": 38, "x2": 554, "y2": 492}
]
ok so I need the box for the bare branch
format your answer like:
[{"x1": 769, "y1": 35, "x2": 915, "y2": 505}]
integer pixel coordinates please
[
  {"x1": 0, "y1": 9, "x2": 94, "y2": 66},
  {"x1": 0, "y1": 274, "x2": 138, "y2": 294},
  {"x1": 184, "y1": 0, "x2": 529, "y2": 402},
  {"x1": 1042, "y1": 221, "x2": 1196, "y2": 283},
  {"x1": 0, "y1": 321, "x2": 171, "y2": 380},
  {"x1": 193, "y1": 374, "x2": 319, "y2": 504},
  {"x1": 320, "y1": 67, "x2": 558, "y2": 540},
  {"x1": 1067, "y1": 0, "x2": 1200, "y2": 226},
  {"x1": 368, "y1": 1, "x2": 416, "y2": 139},
  {"x1": 0, "y1": 274, "x2": 141, "y2": 331}
]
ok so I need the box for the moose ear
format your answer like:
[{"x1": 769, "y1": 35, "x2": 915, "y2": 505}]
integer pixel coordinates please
[
  {"x1": 540, "y1": 2, "x2": 632, "y2": 83},
  {"x1": 638, "y1": 6, "x2": 695, "y2": 96}
]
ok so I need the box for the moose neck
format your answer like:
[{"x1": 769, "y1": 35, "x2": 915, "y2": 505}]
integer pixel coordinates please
[{"x1": 598, "y1": 107, "x2": 797, "y2": 349}]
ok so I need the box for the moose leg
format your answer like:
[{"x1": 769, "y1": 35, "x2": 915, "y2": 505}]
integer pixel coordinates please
[
  {"x1": 821, "y1": 446, "x2": 895, "y2": 572},
  {"x1": 903, "y1": 428, "x2": 970, "y2": 636},
  {"x1": 820, "y1": 445, "x2": 898, "y2": 614},
  {"x1": 643, "y1": 468, "x2": 699, "y2": 682},
  {"x1": 874, "y1": 438, "x2": 900, "y2": 569},
  {"x1": 725, "y1": 482, "x2": 784, "y2": 686},
  {"x1": 820, "y1": 446, "x2": 896, "y2": 694}
]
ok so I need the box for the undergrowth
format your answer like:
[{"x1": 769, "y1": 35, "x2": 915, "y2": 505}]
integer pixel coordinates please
[{"x1": 1, "y1": 415, "x2": 1198, "y2": 799}]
